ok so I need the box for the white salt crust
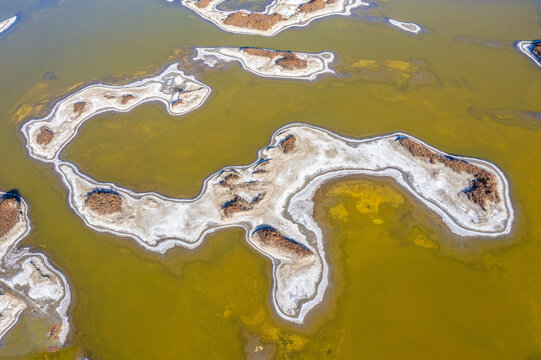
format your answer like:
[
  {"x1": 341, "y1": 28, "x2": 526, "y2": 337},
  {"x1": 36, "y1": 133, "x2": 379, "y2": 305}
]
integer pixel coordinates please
[
  {"x1": 0, "y1": 194, "x2": 71, "y2": 346},
  {"x1": 21, "y1": 65, "x2": 514, "y2": 323},
  {"x1": 516, "y1": 40, "x2": 541, "y2": 69},
  {"x1": 178, "y1": 0, "x2": 369, "y2": 36},
  {"x1": 194, "y1": 47, "x2": 335, "y2": 80},
  {"x1": 0, "y1": 16, "x2": 17, "y2": 35},
  {"x1": 387, "y1": 18, "x2": 423, "y2": 34}
]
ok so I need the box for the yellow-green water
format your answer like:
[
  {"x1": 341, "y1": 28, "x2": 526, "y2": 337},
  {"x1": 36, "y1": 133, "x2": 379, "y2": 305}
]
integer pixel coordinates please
[{"x1": 0, "y1": 0, "x2": 540, "y2": 358}]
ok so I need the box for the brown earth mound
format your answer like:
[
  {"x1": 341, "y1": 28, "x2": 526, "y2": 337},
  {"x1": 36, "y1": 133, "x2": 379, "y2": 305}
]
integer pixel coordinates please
[
  {"x1": 242, "y1": 48, "x2": 286, "y2": 59},
  {"x1": 195, "y1": 0, "x2": 212, "y2": 8},
  {"x1": 224, "y1": 12, "x2": 283, "y2": 31},
  {"x1": 299, "y1": 0, "x2": 326, "y2": 13},
  {"x1": 222, "y1": 196, "x2": 252, "y2": 216},
  {"x1": 73, "y1": 102, "x2": 86, "y2": 115},
  {"x1": 276, "y1": 53, "x2": 307, "y2": 70},
  {"x1": 85, "y1": 190, "x2": 122, "y2": 215},
  {"x1": 219, "y1": 172, "x2": 240, "y2": 187},
  {"x1": 281, "y1": 135, "x2": 296, "y2": 153},
  {"x1": 399, "y1": 137, "x2": 500, "y2": 210},
  {"x1": 120, "y1": 94, "x2": 135, "y2": 105},
  {"x1": 0, "y1": 198, "x2": 20, "y2": 238},
  {"x1": 254, "y1": 227, "x2": 312, "y2": 257},
  {"x1": 36, "y1": 127, "x2": 54, "y2": 146},
  {"x1": 534, "y1": 43, "x2": 541, "y2": 57}
]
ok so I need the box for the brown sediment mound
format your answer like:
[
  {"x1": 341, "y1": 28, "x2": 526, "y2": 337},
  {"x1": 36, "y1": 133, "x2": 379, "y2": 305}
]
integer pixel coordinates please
[
  {"x1": 281, "y1": 135, "x2": 296, "y2": 153},
  {"x1": 103, "y1": 94, "x2": 116, "y2": 100},
  {"x1": 120, "y1": 94, "x2": 135, "y2": 105},
  {"x1": 276, "y1": 53, "x2": 307, "y2": 70},
  {"x1": 73, "y1": 102, "x2": 86, "y2": 115},
  {"x1": 36, "y1": 127, "x2": 54, "y2": 146},
  {"x1": 398, "y1": 137, "x2": 500, "y2": 210},
  {"x1": 254, "y1": 227, "x2": 312, "y2": 257},
  {"x1": 534, "y1": 43, "x2": 541, "y2": 57},
  {"x1": 195, "y1": 0, "x2": 212, "y2": 8},
  {"x1": 85, "y1": 190, "x2": 122, "y2": 215},
  {"x1": 299, "y1": 0, "x2": 326, "y2": 13},
  {"x1": 242, "y1": 48, "x2": 307, "y2": 70},
  {"x1": 242, "y1": 48, "x2": 286, "y2": 59},
  {"x1": 0, "y1": 198, "x2": 20, "y2": 238},
  {"x1": 222, "y1": 196, "x2": 252, "y2": 216},
  {"x1": 224, "y1": 12, "x2": 283, "y2": 31}
]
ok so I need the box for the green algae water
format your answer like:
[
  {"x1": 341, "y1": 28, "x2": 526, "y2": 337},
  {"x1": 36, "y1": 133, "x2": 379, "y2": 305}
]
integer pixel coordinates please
[{"x1": 0, "y1": 0, "x2": 540, "y2": 358}]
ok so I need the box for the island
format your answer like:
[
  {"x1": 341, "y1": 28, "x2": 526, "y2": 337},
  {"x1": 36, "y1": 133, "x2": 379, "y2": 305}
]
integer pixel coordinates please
[
  {"x1": 179, "y1": 0, "x2": 369, "y2": 36},
  {"x1": 22, "y1": 63, "x2": 211, "y2": 162},
  {"x1": 516, "y1": 40, "x2": 541, "y2": 69},
  {"x1": 194, "y1": 47, "x2": 335, "y2": 80},
  {"x1": 0, "y1": 16, "x2": 17, "y2": 35},
  {"x1": 21, "y1": 67, "x2": 514, "y2": 323},
  {"x1": 0, "y1": 191, "x2": 71, "y2": 350},
  {"x1": 386, "y1": 18, "x2": 423, "y2": 34}
]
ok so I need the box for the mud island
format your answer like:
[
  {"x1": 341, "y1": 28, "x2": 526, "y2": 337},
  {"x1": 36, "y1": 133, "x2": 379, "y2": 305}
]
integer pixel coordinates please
[
  {"x1": 22, "y1": 63, "x2": 211, "y2": 161},
  {"x1": 387, "y1": 18, "x2": 423, "y2": 34},
  {"x1": 194, "y1": 47, "x2": 335, "y2": 80},
  {"x1": 0, "y1": 16, "x2": 17, "y2": 35},
  {"x1": 0, "y1": 192, "x2": 71, "y2": 349},
  {"x1": 516, "y1": 40, "x2": 541, "y2": 69},
  {"x1": 179, "y1": 0, "x2": 368, "y2": 36},
  {"x1": 22, "y1": 66, "x2": 514, "y2": 324}
]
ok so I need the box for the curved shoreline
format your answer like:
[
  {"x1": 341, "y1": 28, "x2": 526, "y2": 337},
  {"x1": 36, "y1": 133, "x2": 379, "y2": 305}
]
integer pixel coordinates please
[
  {"x1": 178, "y1": 0, "x2": 369, "y2": 36},
  {"x1": 21, "y1": 65, "x2": 514, "y2": 322},
  {"x1": 194, "y1": 47, "x2": 335, "y2": 80},
  {"x1": 0, "y1": 192, "x2": 71, "y2": 347},
  {"x1": 516, "y1": 40, "x2": 541, "y2": 69}
]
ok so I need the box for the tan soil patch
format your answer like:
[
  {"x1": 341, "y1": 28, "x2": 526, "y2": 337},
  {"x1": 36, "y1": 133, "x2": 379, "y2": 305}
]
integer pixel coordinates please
[
  {"x1": 219, "y1": 172, "x2": 240, "y2": 187},
  {"x1": 0, "y1": 198, "x2": 20, "y2": 238},
  {"x1": 73, "y1": 102, "x2": 86, "y2": 116},
  {"x1": 48, "y1": 324, "x2": 62, "y2": 343},
  {"x1": 276, "y1": 53, "x2": 307, "y2": 70},
  {"x1": 254, "y1": 227, "x2": 312, "y2": 257},
  {"x1": 224, "y1": 12, "x2": 283, "y2": 31},
  {"x1": 299, "y1": 0, "x2": 326, "y2": 13},
  {"x1": 85, "y1": 190, "x2": 122, "y2": 215},
  {"x1": 36, "y1": 127, "x2": 54, "y2": 146},
  {"x1": 399, "y1": 137, "x2": 500, "y2": 210},
  {"x1": 281, "y1": 135, "x2": 296, "y2": 153},
  {"x1": 120, "y1": 94, "x2": 135, "y2": 105},
  {"x1": 195, "y1": 0, "x2": 212, "y2": 8}
]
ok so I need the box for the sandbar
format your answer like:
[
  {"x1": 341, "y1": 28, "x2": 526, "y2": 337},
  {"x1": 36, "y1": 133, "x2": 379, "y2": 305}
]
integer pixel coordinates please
[
  {"x1": 387, "y1": 18, "x2": 423, "y2": 34},
  {"x1": 0, "y1": 16, "x2": 17, "y2": 35}
]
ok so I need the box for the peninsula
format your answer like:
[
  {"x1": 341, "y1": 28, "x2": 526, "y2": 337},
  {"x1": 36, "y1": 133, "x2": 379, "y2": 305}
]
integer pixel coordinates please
[
  {"x1": 21, "y1": 68, "x2": 514, "y2": 323},
  {"x1": 0, "y1": 192, "x2": 71, "y2": 349}
]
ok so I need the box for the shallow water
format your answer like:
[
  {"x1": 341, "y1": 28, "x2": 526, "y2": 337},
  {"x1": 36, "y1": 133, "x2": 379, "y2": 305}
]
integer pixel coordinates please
[{"x1": 0, "y1": 0, "x2": 540, "y2": 358}]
